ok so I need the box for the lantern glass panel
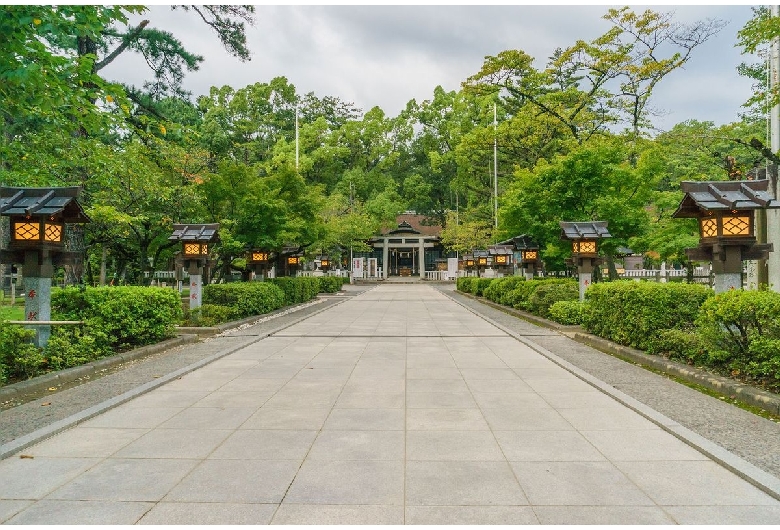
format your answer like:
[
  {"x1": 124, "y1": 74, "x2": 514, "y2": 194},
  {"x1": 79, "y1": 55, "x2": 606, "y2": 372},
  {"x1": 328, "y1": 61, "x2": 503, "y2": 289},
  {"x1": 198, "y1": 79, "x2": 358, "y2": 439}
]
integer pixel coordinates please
[
  {"x1": 701, "y1": 218, "x2": 718, "y2": 238},
  {"x1": 524, "y1": 250, "x2": 538, "y2": 261},
  {"x1": 580, "y1": 241, "x2": 597, "y2": 253},
  {"x1": 495, "y1": 255, "x2": 508, "y2": 265},
  {"x1": 44, "y1": 223, "x2": 62, "y2": 242},
  {"x1": 321, "y1": 260, "x2": 329, "y2": 267},
  {"x1": 288, "y1": 257, "x2": 299, "y2": 265},
  {"x1": 721, "y1": 216, "x2": 751, "y2": 236},
  {"x1": 477, "y1": 257, "x2": 487, "y2": 266},
  {"x1": 252, "y1": 252, "x2": 268, "y2": 262},
  {"x1": 184, "y1": 243, "x2": 200, "y2": 255},
  {"x1": 14, "y1": 221, "x2": 39, "y2": 241},
  {"x1": 466, "y1": 260, "x2": 474, "y2": 267},
  {"x1": 572, "y1": 241, "x2": 579, "y2": 253}
]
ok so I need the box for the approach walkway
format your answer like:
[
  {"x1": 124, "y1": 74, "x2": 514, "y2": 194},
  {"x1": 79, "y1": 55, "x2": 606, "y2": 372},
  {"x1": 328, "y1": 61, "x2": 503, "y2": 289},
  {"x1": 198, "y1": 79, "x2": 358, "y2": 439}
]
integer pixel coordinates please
[{"x1": 1, "y1": 284, "x2": 779, "y2": 524}]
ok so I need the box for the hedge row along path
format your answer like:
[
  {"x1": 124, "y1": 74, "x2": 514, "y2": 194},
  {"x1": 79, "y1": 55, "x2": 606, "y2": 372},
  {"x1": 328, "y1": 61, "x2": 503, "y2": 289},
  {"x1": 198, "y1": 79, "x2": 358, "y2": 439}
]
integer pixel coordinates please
[{"x1": 0, "y1": 284, "x2": 778, "y2": 524}]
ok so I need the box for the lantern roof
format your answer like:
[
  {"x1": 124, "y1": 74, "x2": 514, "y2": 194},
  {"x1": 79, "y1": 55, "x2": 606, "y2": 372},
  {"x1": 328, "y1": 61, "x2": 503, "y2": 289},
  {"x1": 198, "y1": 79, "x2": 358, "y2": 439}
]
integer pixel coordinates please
[
  {"x1": 559, "y1": 221, "x2": 611, "y2": 240},
  {"x1": 169, "y1": 223, "x2": 219, "y2": 242},
  {"x1": 672, "y1": 180, "x2": 780, "y2": 218},
  {"x1": 501, "y1": 234, "x2": 538, "y2": 250},
  {"x1": 488, "y1": 245, "x2": 513, "y2": 255},
  {"x1": 472, "y1": 249, "x2": 489, "y2": 258},
  {"x1": 0, "y1": 186, "x2": 89, "y2": 223}
]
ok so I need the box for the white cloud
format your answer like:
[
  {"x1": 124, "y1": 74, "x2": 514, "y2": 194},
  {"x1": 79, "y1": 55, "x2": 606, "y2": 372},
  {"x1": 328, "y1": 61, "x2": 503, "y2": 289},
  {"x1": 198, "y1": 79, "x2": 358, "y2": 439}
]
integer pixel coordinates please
[{"x1": 101, "y1": 4, "x2": 760, "y2": 130}]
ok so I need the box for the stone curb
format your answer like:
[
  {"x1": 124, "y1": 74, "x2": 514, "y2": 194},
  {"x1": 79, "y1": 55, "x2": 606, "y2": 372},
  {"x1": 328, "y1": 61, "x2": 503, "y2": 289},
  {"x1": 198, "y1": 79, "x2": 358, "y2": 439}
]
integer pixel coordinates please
[
  {"x1": 455, "y1": 291, "x2": 780, "y2": 416},
  {"x1": 0, "y1": 295, "x2": 349, "y2": 461},
  {"x1": 442, "y1": 289, "x2": 780, "y2": 502}
]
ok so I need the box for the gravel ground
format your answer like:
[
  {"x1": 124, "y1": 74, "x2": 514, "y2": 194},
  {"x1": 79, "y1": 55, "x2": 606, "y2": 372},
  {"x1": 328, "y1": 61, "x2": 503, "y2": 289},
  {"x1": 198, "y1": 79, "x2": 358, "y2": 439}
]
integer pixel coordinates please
[{"x1": 440, "y1": 285, "x2": 780, "y2": 480}]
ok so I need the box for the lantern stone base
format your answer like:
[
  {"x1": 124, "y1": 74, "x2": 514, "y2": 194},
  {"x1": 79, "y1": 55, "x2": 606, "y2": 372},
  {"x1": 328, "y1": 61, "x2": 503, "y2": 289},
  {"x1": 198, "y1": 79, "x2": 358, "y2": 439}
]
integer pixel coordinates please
[{"x1": 685, "y1": 241, "x2": 773, "y2": 293}]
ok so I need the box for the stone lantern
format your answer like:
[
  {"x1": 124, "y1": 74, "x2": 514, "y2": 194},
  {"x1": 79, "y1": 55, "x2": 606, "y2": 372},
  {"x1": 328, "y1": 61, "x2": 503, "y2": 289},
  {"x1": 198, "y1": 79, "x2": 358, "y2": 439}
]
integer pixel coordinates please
[
  {"x1": 247, "y1": 249, "x2": 271, "y2": 280},
  {"x1": 488, "y1": 245, "x2": 513, "y2": 276},
  {"x1": 673, "y1": 180, "x2": 778, "y2": 292},
  {"x1": 169, "y1": 223, "x2": 219, "y2": 310},
  {"x1": 0, "y1": 186, "x2": 90, "y2": 346},
  {"x1": 473, "y1": 249, "x2": 489, "y2": 277},
  {"x1": 512, "y1": 234, "x2": 541, "y2": 280},
  {"x1": 560, "y1": 221, "x2": 611, "y2": 301}
]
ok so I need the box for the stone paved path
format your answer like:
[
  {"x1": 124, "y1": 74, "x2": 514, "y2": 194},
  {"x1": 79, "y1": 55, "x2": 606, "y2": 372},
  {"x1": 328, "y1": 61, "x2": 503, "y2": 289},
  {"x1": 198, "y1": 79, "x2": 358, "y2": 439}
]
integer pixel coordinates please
[{"x1": 1, "y1": 284, "x2": 780, "y2": 524}]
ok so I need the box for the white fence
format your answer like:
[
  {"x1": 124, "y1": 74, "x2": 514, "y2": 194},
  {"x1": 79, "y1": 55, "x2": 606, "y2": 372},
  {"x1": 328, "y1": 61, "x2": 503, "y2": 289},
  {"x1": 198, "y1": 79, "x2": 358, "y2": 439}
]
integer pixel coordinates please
[{"x1": 424, "y1": 271, "x2": 455, "y2": 281}]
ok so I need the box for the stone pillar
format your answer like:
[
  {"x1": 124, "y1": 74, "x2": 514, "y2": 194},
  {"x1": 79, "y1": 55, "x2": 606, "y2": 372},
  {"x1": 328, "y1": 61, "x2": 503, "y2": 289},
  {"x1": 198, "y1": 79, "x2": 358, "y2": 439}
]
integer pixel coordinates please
[
  {"x1": 523, "y1": 263, "x2": 534, "y2": 281},
  {"x1": 382, "y1": 243, "x2": 389, "y2": 279},
  {"x1": 419, "y1": 241, "x2": 425, "y2": 279},
  {"x1": 578, "y1": 258, "x2": 594, "y2": 302},
  {"x1": 23, "y1": 250, "x2": 53, "y2": 347},
  {"x1": 712, "y1": 246, "x2": 743, "y2": 293},
  {"x1": 188, "y1": 260, "x2": 203, "y2": 310}
]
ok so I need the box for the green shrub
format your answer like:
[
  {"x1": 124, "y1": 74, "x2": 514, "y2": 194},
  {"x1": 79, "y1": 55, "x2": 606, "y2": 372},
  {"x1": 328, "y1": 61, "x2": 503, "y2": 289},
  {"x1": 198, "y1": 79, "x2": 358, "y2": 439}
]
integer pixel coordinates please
[
  {"x1": 270, "y1": 277, "x2": 320, "y2": 304},
  {"x1": 503, "y1": 279, "x2": 572, "y2": 311},
  {"x1": 695, "y1": 289, "x2": 780, "y2": 374},
  {"x1": 318, "y1": 276, "x2": 344, "y2": 293},
  {"x1": 472, "y1": 278, "x2": 494, "y2": 296},
  {"x1": 43, "y1": 327, "x2": 111, "y2": 371},
  {"x1": 457, "y1": 277, "x2": 476, "y2": 293},
  {"x1": 52, "y1": 286, "x2": 183, "y2": 350},
  {"x1": 0, "y1": 323, "x2": 42, "y2": 383},
  {"x1": 646, "y1": 328, "x2": 708, "y2": 365},
  {"x1": 548, "y1": 300, "x2": 584, "y2": 325},
  {"x1": 582, "y1": 281, "x2": 713, "y2": 351},
  {"x1": 527, "y1": 281, "x2": 579, "y2": 318},
  {"x1": 183, "y1": 304, "x2": 238, "y2": 327},
  {"x1": 203, "y1": 282, "x2": 286, "y2": 318},
  {"x1": 483, "y1": 276, "x2": 525, "y2": 304}
]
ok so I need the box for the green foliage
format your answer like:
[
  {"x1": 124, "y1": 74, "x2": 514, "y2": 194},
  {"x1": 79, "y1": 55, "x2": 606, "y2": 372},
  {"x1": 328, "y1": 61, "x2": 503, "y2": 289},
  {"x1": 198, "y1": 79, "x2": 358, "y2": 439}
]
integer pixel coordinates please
[
  {"x1": 318, "y1": 276, "x2": 345, "y2": 293},
  {"x1": 483, "y1": 276, "x2": 525, "y2": 304},
  {"x1": 582, "y1": 281, "x2": 713, "y2": 351},
  {"x1": 456, "y1": 277, "x2": 476, "y2": 293},
  {"x1": 0, "y1": 323, "x2": 42, "y2": 383},
  {"x1": 646, "y1": 328, "x2": 708, "y2": 365},
  {"x1": 43, "y1": 327, "x2": 111, "y2": 371},
  {"x1": 505, "y1": 279, "x2": 573, "y2": 312},
  {"x1": 183, "y1": 304, "x2": 238, "y2": 327},
  {"x1": 695, "y1": 289, "x2": 780, "y2": 373},
  {"x1": 548, "y1": 300, "x2": 584, "y2": 325},
  {"x1": 269, "y1": 277, "x2": 320, "y2": 305},
  {"x1": 527, "y1": 282, "x2": 579, "y2": 318},
  {"x1": 52, "y1": 286, "x2": 183, "y2": 350},
  {"x1": 203, "y1": 282, "x2": 286, "y2": 318},
  {"x1": 471, "y1": 278, "x2": 494, "y2": 296}
]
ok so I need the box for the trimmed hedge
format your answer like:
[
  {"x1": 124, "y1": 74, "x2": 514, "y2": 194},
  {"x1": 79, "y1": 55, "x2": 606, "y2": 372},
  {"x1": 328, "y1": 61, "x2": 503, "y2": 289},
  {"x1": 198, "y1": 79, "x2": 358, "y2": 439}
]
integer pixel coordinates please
[
  {"x1": 582, "y1": 281, "x2": 713, "y2": 352},
  {"x1": 505, "y1": 279, "x2": 575, "y2": 312},
  {"x1": 0, "y1": 323, "x2": 40, "y2": 383},
  {"x1": 695, "y1": 289, "x2": 780, "y2": 380},
  {"x1": 270, "y1": 277, "x2": 320, "y2": 304},
  {"x1": 203, "y1": 282, "x2": 286, "y2": 318},
  {"x1": 527, "y1": 282, "x2": 579, "y2": 318},
  {"x1": 318, "y1": 276, "x2": 345, "y2": 293},
  {"x1": 483, "y1": 276, "x2": 525, "y2": 304},
  {"x1": 52, "y1": 286, "x2": 183, "y2": 350},
  {"x1": 548, "y1": 300, "x2": 584, "y2": 325}
]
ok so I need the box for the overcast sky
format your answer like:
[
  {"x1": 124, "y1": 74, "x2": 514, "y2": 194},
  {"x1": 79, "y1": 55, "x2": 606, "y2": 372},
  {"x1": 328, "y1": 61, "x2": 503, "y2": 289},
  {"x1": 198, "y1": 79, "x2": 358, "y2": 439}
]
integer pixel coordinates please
[{"x1": 103, "y1": 4, "x2": 760, "y2": 133}]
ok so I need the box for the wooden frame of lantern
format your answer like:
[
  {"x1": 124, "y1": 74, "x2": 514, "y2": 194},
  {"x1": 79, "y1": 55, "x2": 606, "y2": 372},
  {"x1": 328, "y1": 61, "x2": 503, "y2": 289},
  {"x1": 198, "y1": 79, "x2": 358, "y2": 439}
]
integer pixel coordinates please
[
  {"x1": 0, "y1": 186, "x2": 90, "y2": 347},
  {"x1": 247, "y1": 249, "x2": 271, "y2": 280},
  {"x1": 560, "y1": 221, "x2": 611, "y2": 301},
  {"x1": 673, "y1": 180, "x2": 778, "y2": 292},
  {"x1": 169, "y1": 223, "x2": 219, "y2": 309},
  {"x1": 318, "y1": 255, "x2": 331, "y2": 271}
]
